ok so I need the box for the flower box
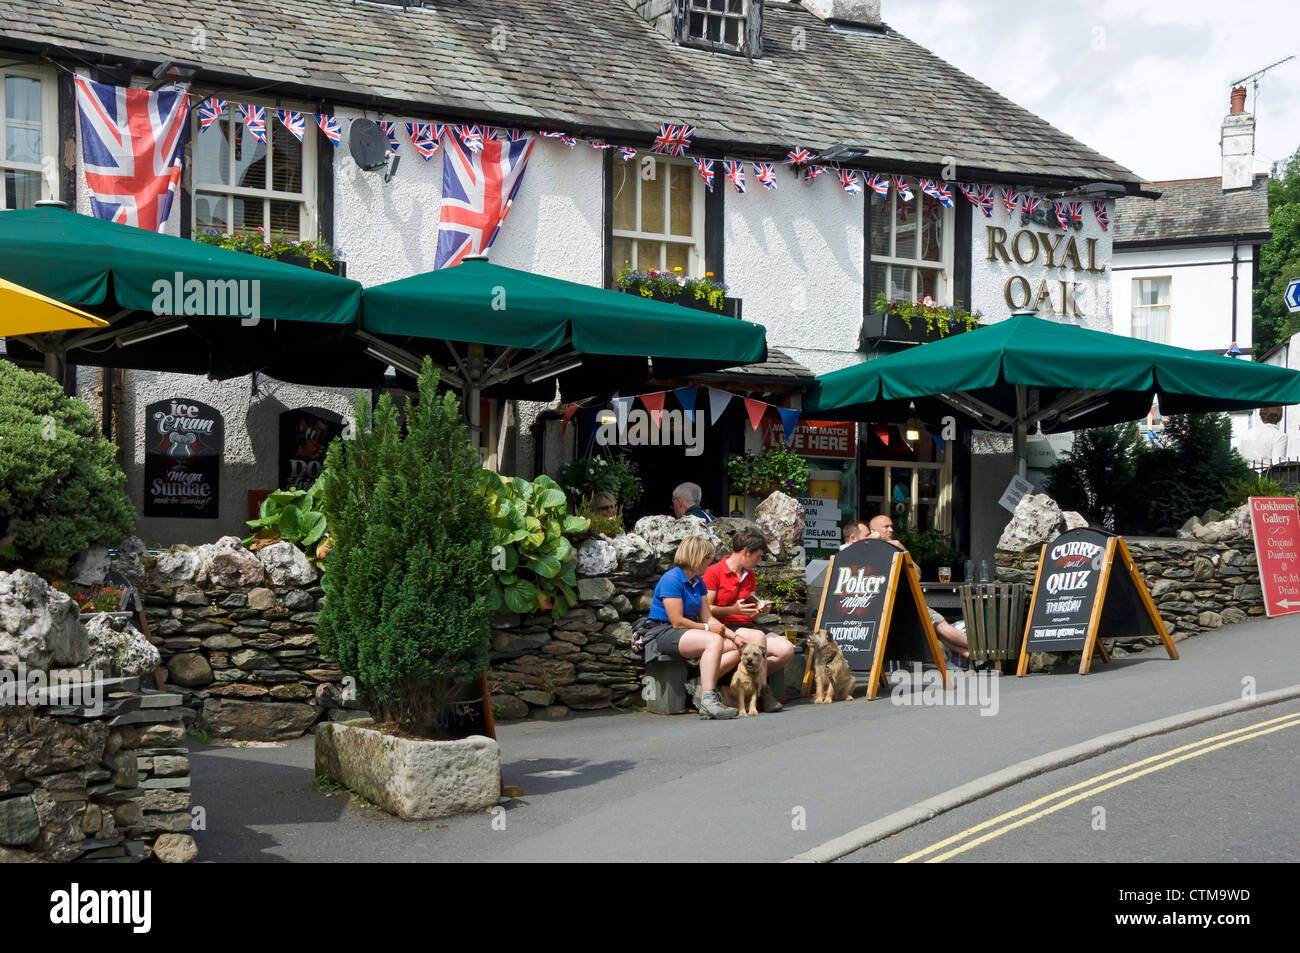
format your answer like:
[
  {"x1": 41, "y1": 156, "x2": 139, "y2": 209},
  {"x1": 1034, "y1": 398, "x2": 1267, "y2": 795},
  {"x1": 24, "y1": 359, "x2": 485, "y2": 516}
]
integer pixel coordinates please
[
  {"x1": 860, "y1": 311, "x2": 977, "y2": 347},
  {"x1": 617, "y1": 286, "x2": 742, "y2": 320},
  {"x1": 277, "y1": 254, "x2": 347, "y2": 277}
]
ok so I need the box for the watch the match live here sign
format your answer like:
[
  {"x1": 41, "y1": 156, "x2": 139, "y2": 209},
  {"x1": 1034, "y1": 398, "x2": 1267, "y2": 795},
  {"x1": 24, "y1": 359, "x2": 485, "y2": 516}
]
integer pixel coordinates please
[
  {"x1": 811, "y1": 539, "x2": 949, "y2": 699},
  {"x1": 1247, "y1": 496, "x2": 1300, "y2": 617},
  {"x1": 1017, "y1": 528, "x2": 1178, "y2": 676}
]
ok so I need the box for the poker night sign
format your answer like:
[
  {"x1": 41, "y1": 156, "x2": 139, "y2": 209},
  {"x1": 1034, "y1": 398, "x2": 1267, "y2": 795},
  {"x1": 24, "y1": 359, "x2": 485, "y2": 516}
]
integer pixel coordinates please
[{"x1": 143, "y1": 399, "x2": 222, "y2": 519}]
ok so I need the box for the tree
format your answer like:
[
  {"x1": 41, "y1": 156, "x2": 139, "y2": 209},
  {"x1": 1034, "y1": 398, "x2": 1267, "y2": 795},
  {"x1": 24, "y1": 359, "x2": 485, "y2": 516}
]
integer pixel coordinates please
[
  {"x1": 1045, "y1": 422, "x2": 1146, "y2": 531},
  {"x1": 1135, "y1": 413, "x2": 1252, "y2": 535},
  {"x1": 1253, "y1": 146, "x2": 1300, "y2": 355},
  {"x1": 0, "y1": 360, "x2": 135, "y2": 568},
  {"x1": 315, "y1": 359, "x2": 494, "y2": 737}
]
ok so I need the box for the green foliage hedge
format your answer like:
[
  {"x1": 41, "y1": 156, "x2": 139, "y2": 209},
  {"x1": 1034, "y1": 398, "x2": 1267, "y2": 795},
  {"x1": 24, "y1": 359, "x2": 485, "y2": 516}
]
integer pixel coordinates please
[{"x1": 0, "y1": 360, "x2": 134, "y2": 568}]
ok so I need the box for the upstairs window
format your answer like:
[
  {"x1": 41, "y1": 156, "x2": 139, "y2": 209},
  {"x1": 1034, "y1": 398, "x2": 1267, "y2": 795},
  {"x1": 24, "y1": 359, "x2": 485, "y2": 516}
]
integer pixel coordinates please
[
  {"x1": 869, "y1": 176, "x2": 954, "y2": 305},
  {"x1": 677, "y1": 0, "x2": 763, "y2": 57},
  {"x1": 611, "y1": 155, "x2": 705, "y2": 278},
  {"x1": 1132, "y1": 277, "x2": 1171, "y2": 344},
  {"x1": 1, "y1": 66, "x2": 57, "y2": 209}
]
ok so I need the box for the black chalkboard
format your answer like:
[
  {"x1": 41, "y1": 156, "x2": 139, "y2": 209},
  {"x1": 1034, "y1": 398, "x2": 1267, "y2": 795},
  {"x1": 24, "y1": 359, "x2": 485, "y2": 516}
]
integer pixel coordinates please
[
  {"x1": 143, "y1": 398, "x2": 223, "y2": 519},
  {"x1": 279, "y1": 407, "x2": 343, "y2": 490},
  {"x1": 1019, "y1": 530, "x2": 1177, "y2": 675},
  {"x1": 812, "y1": 539, "x2": 949, "y2": 698}
]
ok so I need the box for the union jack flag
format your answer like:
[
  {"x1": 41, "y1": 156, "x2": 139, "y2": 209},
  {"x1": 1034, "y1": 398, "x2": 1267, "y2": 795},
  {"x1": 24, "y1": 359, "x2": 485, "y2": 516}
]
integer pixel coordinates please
[
  {"x1": 867, "y1": 173, "x2": 890, "y2": 198},
  {"x1": 315, "y1": 114, "x2": 342, "y2": 146},
  {"x1": 197, "y1": 98, "x2": 226, "y2": 131},
  {"x1": 723, "y1": 160, "x2": 745, "y2": 193},
  {"x1": 74, "y1": 78, "x2": 189, "y2": 232},
  {"x1": 588, "y1": 140, "x2": 613, "y2": 150},
  {"x1": 919, "y1": 178, "x2": 954, "y2": 208},
  {"x1": 1092, "y1": 199, "x2": 1110, "y2": 231},
  {"x1": 652, "y1": 122, "x2": 695, "y2": 157},
  {"x1": 840, "y1": 170, "x2": 862, "y2": 196},
  {"x1": 501, "y1": 128, "x2": 528, "y2": 142},
  {"x1": 754, "y1": 162, "x2": 778, "y2": 191},
  {"x1": 434, "y1": 127, "x2": 535, "y2": 269},
  {"x1": 803, "y1": 164, "x2": 825, "y2": 183},
  {"x1": 456, "y1": 124, "x2": 485, "y2": 153},
  {"x1": 1052, "y1": 201, "x2": 1070, "y2": 230},
  {"x1": 784, "y1": 146, "x2": 812, "y2": 166},
  {"x1": 891, "y1": 175, "x2": 914, "y2": 202},
  {"x1": 238, "y1": 104, "x2": 266, "y2": 144},
  {"x1": 379, "y1": 121, "x2": 401, "y2": 152},
  {"x1": 957, "y1": 183, "x2": 995, "y2": 217},
  {"x1": 618, "y1": 146, "x2": 637, "y2": 163},
  {"x1": 1021, "y1": 193, "x2": 1041, "y2": 217},
  {"x1": 276, "y1": 110, "x2": 306, "y2": 142},
  {"x1": 693, "y1": 157, "x2": 715, "y2": 193},
  {"x1": 406, "y1": 122, "x2": 438, "y2": 160},
  {"x1": 539, "y1": 130, "x2": 577, "y2": 148},
  {"x1": 1000, "y1": 187, "x2": 1020, "y2": 216},
  {"x1": 1066, "y1": 201, "x2": 1084, "y2": 229}
]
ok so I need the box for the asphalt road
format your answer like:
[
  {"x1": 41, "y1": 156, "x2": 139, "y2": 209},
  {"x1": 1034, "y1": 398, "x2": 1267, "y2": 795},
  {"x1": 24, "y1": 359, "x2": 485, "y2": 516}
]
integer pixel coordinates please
[
  {"x1": 841, "y1": 698, "x2": 1300, "y2": 863},
  {"x1": 188, "y1": 613, "x2": 1300, "y2": 863}
]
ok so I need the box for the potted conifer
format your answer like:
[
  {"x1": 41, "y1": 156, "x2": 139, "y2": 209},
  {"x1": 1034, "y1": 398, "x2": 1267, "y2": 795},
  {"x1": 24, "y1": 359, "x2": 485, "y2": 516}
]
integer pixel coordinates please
[{"x1": 313, "y1": 358, "x2": 500, "y2": 819}]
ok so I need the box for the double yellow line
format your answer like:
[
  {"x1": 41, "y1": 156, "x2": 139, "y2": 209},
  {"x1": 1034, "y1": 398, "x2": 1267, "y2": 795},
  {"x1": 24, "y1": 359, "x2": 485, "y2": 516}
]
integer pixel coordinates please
[{"x1": 897, "y1": 709, "x2": 1300, "y2": 863}]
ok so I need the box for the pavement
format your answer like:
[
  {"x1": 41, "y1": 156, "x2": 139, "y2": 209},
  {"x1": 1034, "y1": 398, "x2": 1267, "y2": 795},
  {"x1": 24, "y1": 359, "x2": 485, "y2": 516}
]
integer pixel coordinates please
[{"x1": 189, "y1": 612, "x2": 1300, "y2": 862}]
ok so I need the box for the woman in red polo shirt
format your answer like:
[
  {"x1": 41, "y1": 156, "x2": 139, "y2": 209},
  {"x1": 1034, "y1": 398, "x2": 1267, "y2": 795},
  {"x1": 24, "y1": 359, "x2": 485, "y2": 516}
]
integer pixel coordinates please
[{"x1": 702, "y1": 527, "x2": 795, "y2": 712}]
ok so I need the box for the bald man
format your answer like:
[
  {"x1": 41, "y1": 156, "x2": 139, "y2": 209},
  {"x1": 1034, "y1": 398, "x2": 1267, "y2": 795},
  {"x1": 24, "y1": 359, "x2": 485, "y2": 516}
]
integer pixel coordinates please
[{"x1": 866, "y1": 515, "x2": 971, "y2": 662}]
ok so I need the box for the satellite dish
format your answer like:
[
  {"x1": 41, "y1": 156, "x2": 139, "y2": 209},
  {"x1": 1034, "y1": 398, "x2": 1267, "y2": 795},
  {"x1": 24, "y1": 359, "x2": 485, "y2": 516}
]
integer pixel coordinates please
[{"x1": 349, "y1": 120, "x2": 390, "y2": 171}]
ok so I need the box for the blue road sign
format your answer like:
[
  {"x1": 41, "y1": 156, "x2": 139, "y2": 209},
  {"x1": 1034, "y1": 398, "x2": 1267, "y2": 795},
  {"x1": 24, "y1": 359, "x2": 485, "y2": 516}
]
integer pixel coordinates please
[{"x1": 1287, "y1": 278, "x2": 1300, "y2": 313}]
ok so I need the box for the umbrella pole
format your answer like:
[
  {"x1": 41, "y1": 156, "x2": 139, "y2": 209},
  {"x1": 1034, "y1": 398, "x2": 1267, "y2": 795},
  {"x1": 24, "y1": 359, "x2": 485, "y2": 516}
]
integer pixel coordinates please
[{"x1": 1014, "y1": 384, "x2": 1028, "y2": 479}]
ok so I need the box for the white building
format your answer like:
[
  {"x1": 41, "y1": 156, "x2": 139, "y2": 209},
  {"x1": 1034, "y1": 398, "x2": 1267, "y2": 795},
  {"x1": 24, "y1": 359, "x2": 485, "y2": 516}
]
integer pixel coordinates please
[{"x1": 1, "y1": 0, "x2": 1142, "y2": 560}]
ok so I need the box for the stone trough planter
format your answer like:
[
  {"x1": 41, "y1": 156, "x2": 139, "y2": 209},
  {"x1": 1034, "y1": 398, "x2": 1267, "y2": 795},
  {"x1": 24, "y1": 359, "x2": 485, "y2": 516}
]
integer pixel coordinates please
[{"x1": 314, "y1": 720, "x2": 500, "y2": 819}]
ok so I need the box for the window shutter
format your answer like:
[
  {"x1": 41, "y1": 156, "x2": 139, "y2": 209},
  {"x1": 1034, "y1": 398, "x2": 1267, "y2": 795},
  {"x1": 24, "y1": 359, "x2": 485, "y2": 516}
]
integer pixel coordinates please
[{"x1": 744, "y1": 0, "x2": 764, "y2": 58}]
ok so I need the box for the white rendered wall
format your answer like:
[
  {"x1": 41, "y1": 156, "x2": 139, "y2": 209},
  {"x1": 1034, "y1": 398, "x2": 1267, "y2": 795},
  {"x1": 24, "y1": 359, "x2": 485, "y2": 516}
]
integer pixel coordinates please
[
  {"x1": 723, "y1": 173, "x2": 866, "y2": 377},
  {"x1": 1110, "y1": 242, "x2": 1256, "y2": 353},
  {"x1": 969, "y1": 198, "x2": 1114, "y2": 331}
]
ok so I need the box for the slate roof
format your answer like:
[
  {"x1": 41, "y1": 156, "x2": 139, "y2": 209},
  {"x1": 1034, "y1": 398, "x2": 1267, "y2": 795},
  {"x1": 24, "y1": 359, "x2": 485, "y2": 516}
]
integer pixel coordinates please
[
  {"x1": 0, "y1": 0, "x2": 1141, "y2": 189},
  {"x1": 1113, "y1": 173, "x2": 1271, "y2": 246}
]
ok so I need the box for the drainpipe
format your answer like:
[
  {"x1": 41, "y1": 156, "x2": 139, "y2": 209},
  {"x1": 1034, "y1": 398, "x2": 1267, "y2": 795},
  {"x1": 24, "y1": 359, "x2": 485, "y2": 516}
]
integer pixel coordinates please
[{"x1": 1231, "y1": 235, "x2": 1240, "y2": 353}]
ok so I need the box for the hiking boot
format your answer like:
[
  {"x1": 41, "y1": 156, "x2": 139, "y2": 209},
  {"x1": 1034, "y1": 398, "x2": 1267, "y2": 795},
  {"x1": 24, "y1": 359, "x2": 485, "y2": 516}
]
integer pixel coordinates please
[
  {"x1": 697, "y1": 690, "x2": 738, "y2": 720},
  {"x1": 759, "y1": 684, "x2": 784, "y2": 713}
]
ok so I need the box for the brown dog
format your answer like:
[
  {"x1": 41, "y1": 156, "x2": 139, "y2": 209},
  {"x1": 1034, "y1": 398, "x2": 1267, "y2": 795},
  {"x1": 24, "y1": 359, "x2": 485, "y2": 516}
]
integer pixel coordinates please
[
  {"x1": 809, "y1": 629, "x2": 855, "y2": 703},
  {"x1": 721, "y1": 643, "x2": 769, "y2": 716}
]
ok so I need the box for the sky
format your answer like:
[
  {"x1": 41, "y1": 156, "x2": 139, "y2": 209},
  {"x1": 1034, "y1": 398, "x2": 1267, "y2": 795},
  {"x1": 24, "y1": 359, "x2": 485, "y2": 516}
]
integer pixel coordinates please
[{"x1": 882, "y1": 0, "x2": 1300, "y2": 183}]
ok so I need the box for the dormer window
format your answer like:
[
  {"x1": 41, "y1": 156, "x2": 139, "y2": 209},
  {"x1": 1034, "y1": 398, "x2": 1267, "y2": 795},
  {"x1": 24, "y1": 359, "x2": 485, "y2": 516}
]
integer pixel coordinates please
[{"x1": 677, "y1": 0, "x2": 764, "y2": 57}]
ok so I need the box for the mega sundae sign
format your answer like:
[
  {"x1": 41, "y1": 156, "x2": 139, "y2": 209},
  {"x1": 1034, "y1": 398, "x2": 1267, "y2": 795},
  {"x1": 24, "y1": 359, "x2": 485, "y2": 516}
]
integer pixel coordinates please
[{"x1": 143, "y1": 399, "x2": 222, "y2": 518}]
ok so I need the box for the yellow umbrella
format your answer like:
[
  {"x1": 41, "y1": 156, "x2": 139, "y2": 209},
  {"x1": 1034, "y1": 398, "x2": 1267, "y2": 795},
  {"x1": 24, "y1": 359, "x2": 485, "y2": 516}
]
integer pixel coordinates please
[{"x1": 0, "y1": 276, "x2": 108, "y2": 336}]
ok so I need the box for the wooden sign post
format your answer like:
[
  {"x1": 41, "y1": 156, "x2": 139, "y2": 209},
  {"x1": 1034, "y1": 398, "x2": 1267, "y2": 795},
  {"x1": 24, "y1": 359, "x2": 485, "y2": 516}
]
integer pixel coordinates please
[
  {"x1": 1017, "y1": 528, "x2": 1178, "y2": 676},
  {"x1": 1247, "y1": 496, "x2": 1300, "y2": 617},
  {"x1": 811, "y1": 539, "x2": 950, "y2": 699}
]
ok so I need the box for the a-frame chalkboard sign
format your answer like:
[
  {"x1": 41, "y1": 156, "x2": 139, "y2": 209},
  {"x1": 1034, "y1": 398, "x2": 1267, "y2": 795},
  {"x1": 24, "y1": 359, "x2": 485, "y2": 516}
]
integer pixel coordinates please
[
  {"x1": 1016, "y1": 528, "x2": 1179, "y2": 676},
  {"x1": 811, "y1": 539, "x2": 950, "y2": 699}
]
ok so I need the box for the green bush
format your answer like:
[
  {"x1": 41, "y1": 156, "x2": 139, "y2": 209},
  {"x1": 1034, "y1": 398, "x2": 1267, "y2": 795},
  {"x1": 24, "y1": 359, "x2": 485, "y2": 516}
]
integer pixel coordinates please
[
  {"x1": 315, "y1": 359, "x2": 493, "y2": 737},
  {"x1": 0, "y1": 359, "x2": 135, "y2": 569},
  {"x1": 243, "y1": 483, "x2": 328, "y2": 559},
  {"x1": 478, "y1": 471, "x2": 588, "y2": 617},
  {"x1": 725, "y1": 444, "x2": 811, "y2": 497},
  {"x1": 1045, "y1": 422, "x2": 1145, "y2": 532}
]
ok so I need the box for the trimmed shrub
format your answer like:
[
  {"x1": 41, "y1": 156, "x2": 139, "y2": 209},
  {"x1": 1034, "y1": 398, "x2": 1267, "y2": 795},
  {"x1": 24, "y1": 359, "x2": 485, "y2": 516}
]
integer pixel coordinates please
[
  {"x1": 0, "y1": 359, "x2": 134, "y2": 568},
  {"x1": 316, "y1": 359, "x2": 493, "y2": 737}
]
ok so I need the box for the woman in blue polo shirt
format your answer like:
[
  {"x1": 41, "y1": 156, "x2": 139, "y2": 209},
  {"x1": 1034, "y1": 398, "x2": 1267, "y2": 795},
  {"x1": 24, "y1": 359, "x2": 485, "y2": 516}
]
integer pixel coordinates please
[{"x1": 642, "y1": 536, "x2": 739, "y2": 720}]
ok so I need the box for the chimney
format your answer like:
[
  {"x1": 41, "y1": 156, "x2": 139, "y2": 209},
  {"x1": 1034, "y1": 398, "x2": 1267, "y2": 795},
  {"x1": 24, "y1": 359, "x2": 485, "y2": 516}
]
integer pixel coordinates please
[
  {"x1": 801, "y1": 1, "x2": 883, "y2": 28},
  {"x1": 1221, "y1": 85, "x2": 1255, "y2": 191}
]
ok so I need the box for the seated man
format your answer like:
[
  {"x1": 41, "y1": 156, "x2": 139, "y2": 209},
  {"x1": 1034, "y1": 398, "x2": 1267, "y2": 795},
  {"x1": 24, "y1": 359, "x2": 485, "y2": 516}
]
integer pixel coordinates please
[
  {"x1": 865, "y1": 515, "x2": 971, "y2": 663},
  {"x1": 839, "y1": 519, "x2": 869, "y2": 550},
  {"x1": 671, "y1": 481, "x2": 714, "y2": 523},
  {"x1": 702, "y1": 527, "x2": 795, "y2": 712}
]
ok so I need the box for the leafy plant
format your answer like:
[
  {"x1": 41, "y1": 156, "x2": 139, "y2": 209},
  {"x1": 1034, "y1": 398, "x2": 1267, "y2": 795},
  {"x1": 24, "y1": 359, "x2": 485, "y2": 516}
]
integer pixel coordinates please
[
  {"x1": 725, "y1": 444, "x2": 811, "y2": 498},
  {"x1": 873, "y1": 291, "x2": 981, "y2": 338},
  {"x1": 755, "y1": 569, "x2": 805, "y2": 614},
  {"x1": 243, "y1": 482, "x2": 329, "y2": 558},
  {"x1": 50, "y1": 581, "x2": 123, "y2": 613},
  {"x1": 316, "y1": 359, "x2": 494, "y2": 738},
  {"x1": 575, "y1": 492, "x2": 624, "y2": 536},
  {"x1": 478, "y1": 471, "x2": 588, "y2": 617},
  {"x1": 896, "y1": 528, "x2": 963, "y2": 568},
  {"x1": 557, "y1": 451, "x2": 643, "y2": 507},
  {"x1": 616, "y1": 263, "x2": 730, "y2": 311},
  {"x1": 1222, "y1": 475, "x2": 1283, "y2": 510},
  {"x1": 0, "y1": 359, "x2": 135, "y2": 569},
  {"x1": 193, "y1": 227, "x2": 340, "y2": 269}
]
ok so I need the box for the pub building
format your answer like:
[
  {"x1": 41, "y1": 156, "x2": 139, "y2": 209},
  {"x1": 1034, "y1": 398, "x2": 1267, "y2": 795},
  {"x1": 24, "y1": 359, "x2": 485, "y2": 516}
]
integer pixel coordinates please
[{"x1": 0, "y1": 0, "x2": 1143, "y2": 568}]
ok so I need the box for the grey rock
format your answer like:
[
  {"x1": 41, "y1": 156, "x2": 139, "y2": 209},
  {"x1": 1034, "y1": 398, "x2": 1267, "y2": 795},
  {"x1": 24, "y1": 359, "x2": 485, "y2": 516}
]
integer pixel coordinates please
[
  {"x1": 167, "y1": 653, "x2": 214, "y2": 687},
  {"x1": 85, "y1": 613, "x2": 160, "y2": 678},
  {"x1": 70, "y1": 545, "x2": 111, "y2": 587},
  {"x1": 996, "y1": 494, "x2": 1063, "y2": 553},
  {"x1": 247, "y1": 588, "x2": 277, "y2": 611},
  {"x1": 201, "y1": 634, "x2": 242, "y2": 650},
  {"x1": 576, "y1": 538, "x2": 619, "y2": 576},
  {"x1": 199, "y1": 536, "x2": 266, "y2": 588},
  {"x1": 153, "y1": 548, "x2": 202, "y2": 584},
  {"x1": 153, "y1": 832, "x2": 198, "y2": 863},
  {"x1": 201, "y1": 699, "x2": 321, "y2": 741},
  {"x1": 0, "y1": 796, "x2": 39, "y2": 846},
  {"x1": 282, "y1": 590, "x2": 315, "y2": 611},
  {"x1": 577, "y1": 576, "x2": 617, "y2": 604},
  {"x1": 754, "y1": 492, "x2": 806, "y2": 558},
  {"x1": 0, "y1": 570, "x2": 89, "y2": 669},
  {"x1": 231, "y1": 648, "x2": 274, "y2": 670},
  {"x1": 491, "y1": 695, "x2": 529, "y2": 720},
  {"x1": 257, "y1": 542, "x2": 317, "y2": 587}
]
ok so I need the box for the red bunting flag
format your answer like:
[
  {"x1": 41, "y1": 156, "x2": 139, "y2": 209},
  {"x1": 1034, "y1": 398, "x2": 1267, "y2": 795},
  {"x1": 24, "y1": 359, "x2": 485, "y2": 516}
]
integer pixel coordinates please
[
  {"x1": 872, "y1": 423, "x2": 890, "y2": 446},
  {"x1": 561, "y1": 403, "x2": 578, "y2": 433},
  {"x1": 744, "y1": 398, "x2": 768, "y2": 431},
  {"x1": 640, "y1": 391, "x2": 666, "y2": 428}
]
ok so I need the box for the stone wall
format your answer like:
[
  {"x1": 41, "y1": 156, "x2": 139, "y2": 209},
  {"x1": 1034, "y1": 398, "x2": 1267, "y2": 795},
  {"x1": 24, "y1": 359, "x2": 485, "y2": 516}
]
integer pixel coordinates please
[
  {"x1": 488, "y1": 515, "x2": 810, "y2": 721},
  {"x1": 0, "y1": 676, "x2": 196, "y2": 863}
]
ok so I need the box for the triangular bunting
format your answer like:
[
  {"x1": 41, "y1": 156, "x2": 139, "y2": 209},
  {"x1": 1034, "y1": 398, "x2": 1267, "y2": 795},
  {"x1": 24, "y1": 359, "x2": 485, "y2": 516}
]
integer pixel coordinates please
[
  {"x1": 641, "y1": 391, "x2": 666, "y2": 428},
  {"x1": 673, "y1": 386, "x2": 698, "y2": 422},
  {"x1": 561, "y1": 403, "x2": 578, "y2": 433},
  {"x1": 872, "y1": 424, "x2": 890, "y2": 447},
  {"x1": 610, "y1": 396, "x2": 634, "y2": 434},
  {"x1": 744, "y1": 398, "x2": 768, "y2": 431},
  {"x1": 926, "y1": 424, "x2": 945, "y2": 454},
  {"x1": 708, "y1": 388, "x2": 732, "y2": 426},
  {"x1": 778, "y1": 407, "x2": 801, "y2": 442}
]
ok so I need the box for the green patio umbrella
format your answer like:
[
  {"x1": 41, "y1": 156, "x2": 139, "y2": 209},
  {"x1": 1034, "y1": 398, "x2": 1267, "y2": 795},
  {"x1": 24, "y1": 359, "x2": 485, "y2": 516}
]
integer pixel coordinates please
[
  {"x1": 0, "y1": 205, "x2": 362, "y2": 378},
  {"x1": 806, "y1": 313, "x2": 1300, "y2": 476}
]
